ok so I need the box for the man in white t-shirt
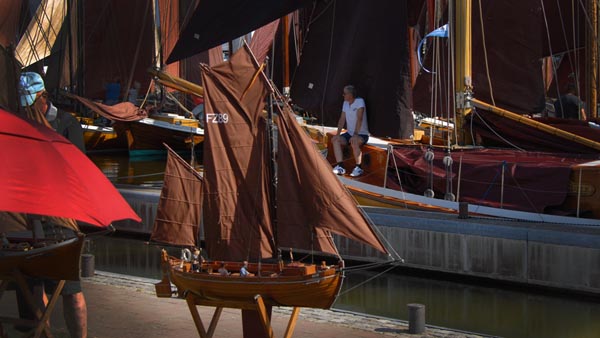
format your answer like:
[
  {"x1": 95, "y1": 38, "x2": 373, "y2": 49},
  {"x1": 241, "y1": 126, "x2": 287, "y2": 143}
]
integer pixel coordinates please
[{"x1": 331, "y1": 85, "x2": 369, "y2": 177}]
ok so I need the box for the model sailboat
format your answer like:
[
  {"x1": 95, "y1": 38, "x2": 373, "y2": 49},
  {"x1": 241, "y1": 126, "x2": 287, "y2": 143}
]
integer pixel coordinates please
[{"x1": 151, "y1": 45, "x2": 395, "y2": 336}]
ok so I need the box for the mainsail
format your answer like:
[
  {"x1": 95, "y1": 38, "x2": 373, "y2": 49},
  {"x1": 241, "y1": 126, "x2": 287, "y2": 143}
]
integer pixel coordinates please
[
  {"x1": 150, "y1": 145, "x2": 203, "y2": 247},
  {"x1": 200, "y1": 45, "x2": 273, "y2": 261},
  {"x1": 199, "y1": 45, "x2": 390, "y2": 261}
]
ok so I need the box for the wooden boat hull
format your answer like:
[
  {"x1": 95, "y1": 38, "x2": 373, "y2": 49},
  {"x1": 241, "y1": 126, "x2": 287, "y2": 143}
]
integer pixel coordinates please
[
  {"x1": 116, "y1": 118, "x2": 204, "y2": 157},
  {"x1": 163, "y1": 256, "x2": 344, "y2": 309},
  {"x1": 0, "y1": 235, "x2": 84, "y2": 281},
  {"x1": 81, "y1": 124, "x2": 127, "y2": 152}
]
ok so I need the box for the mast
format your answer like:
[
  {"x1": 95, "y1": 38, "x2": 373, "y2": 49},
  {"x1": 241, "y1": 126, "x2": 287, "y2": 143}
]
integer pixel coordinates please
[
  {"x1": 265, "y1": 56, "x2": 279, "y2": 258},
  {"x1": 453, "y1": 0, "x2": 472, "y2": 145},
  {"x1": 77, "y1": 0, "x2": 84, "y2": 97},
  {"x1": 151, "y1": 0, "x2": 162, "y2": 70},
  {"x1": 282, "y1": 14, "x2": 290, "y2": 96},
  {"x1": 586, "y1": 0, "x2": 598, "y2": 119}
]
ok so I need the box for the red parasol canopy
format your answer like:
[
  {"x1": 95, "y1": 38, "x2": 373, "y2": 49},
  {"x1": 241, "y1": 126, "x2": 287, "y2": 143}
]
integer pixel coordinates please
[{"x1": 0, "y1": 108, "x2": 141, "y2": 227}]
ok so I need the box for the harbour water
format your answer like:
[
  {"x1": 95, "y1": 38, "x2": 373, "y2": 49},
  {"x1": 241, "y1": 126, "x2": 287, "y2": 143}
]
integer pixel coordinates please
[{"x1": 89, "y1": 154, "x2": 600, "y2": 338}]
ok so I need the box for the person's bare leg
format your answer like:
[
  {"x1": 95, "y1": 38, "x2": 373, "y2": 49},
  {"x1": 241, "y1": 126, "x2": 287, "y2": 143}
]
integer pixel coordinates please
[
  {"x1": 63, "y1": 292, "x2": 87, "y2": 338},
  {"x1": 332, "y1": 135, "x2": 348, "y2": 163},
  {"x1": 350, "y1": 136, "x2": 364, "y2": 165}
]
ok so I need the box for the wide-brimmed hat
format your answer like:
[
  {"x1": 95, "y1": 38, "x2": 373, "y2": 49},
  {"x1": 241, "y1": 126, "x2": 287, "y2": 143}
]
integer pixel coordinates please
[{"x1": 19, "y1": 72, "x2": 45, "y2": 107}]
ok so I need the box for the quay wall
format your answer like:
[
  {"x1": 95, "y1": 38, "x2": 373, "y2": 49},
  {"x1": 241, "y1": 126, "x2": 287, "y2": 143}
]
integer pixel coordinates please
[
  {"x1": 357, "y1": 207, "x2": 600, "y2": 295},
  {"x1": 116, "y1": 186, "x2": 600, "y2": 295}
]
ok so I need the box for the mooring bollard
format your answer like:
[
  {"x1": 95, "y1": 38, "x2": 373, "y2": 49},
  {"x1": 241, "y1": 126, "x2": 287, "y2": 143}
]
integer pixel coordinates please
[
  {"x1": 81, "y1": 253, "x2": 95, "y2": 277},
  {"x1": 458, "y1": 202, "x2": 469, "y2": 219},
  {"x1": 408, "y1": 303, "x2": 425, "y2": 334}
]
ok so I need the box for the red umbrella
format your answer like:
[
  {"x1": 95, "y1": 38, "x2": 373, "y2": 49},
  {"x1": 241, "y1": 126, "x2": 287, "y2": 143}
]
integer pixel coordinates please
[{"x1": 0, "y1": 108, "x2": 141, "y2": 227}]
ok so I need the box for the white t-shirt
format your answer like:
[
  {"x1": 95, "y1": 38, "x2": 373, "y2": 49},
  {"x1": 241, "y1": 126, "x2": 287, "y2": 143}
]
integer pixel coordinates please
[{"x1": 342, "y1": 97, "x2": 369, "y2": 136}]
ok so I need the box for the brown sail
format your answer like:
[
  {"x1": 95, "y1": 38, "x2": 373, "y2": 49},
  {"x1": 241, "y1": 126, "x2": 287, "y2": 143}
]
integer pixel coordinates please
[
  {"x1": 248, "y1": 19, "x2": 280, "y2": 64},
  {"x1": 276, "y1": 104, "x2": 389, "y2": 255},
  {"x1": 150, "y1": 145, "x2": 203, "y2": 247},
  {"x1": 200, "y1": 45, "x2": 274, "y2": 261}
]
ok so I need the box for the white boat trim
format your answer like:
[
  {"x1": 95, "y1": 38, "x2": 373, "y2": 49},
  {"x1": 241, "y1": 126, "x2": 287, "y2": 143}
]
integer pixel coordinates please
[
  {"x1": 339, "y1": 176, "x2": 600, "y2": 226},
  {"x1": 137, "y1": 117, "x2": 204, "y2": 135},
  {"x1": 80, "y1": 124, "x2": 114, "y2": 133}
]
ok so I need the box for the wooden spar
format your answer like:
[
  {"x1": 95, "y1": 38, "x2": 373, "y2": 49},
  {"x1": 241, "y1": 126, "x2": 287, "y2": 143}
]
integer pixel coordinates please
[
  {"x1": 453, "y1": 0, "x2": 472, "y2": 145},
  {"x1": 586, "y1": 0, "x2": 598, "y2": 119},
  {"x1": 472, "y1": 98, "x2": 600, "y2": 151},
  {"x1": 151, "y1": 0, "x2": 162, "y2": 70},
  {"x1": 149, "y1": 68, "x2": 204, "y2": 97},
  {"x1": 282, "y1": 14, "x2": 290, "y2": 96}
]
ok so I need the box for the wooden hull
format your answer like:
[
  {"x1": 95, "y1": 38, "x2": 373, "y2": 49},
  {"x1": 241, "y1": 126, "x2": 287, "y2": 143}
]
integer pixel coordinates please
[
  {"x1": 81, "y1": 124, "x2": 127, "y2": 152},
  {"x1": 116, "y1": 118, "x2": 204, "y2": 157},
  {"x1": 0, "y1": 235, "x2": 84, "y2": 281},
  {"x1": 163, "y1": 257, "x2": 344, "y2": 309}
]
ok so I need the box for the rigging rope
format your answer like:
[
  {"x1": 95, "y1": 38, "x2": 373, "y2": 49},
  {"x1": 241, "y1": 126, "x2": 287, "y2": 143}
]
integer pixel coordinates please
[
  {"x1": 320, "y1": 0, "x2": 336, "y2": 126},
  {"x1": 390, "y1": 145, "x2": 409, "y2": 209},
  {"x1": 337, "y1": 264, "x2": 398, "y2": 298},
  {"x1": 554, "y1": 0, "x2": 579, "y2": 98},
  {"x1": 540, "y1": 0, "x2": 569, "y2": 117},
  {"x1": 449, "y1": 2, "x2": 458, "y2": 145},
  {"x1": 473, "y1": 109, "x2": 525, "y2": 151},
  {"x1": 477, "y1": 0, "x2": 495, "y2": 106}
]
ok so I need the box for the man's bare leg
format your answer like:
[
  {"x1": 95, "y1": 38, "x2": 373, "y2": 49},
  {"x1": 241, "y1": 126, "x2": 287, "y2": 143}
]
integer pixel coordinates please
[
  {"x1": 332, "y1": 135, "x2": 348, "y2": 163},
  {"x1": 63, "y1": 292, "x2": 87, "y2": 338},
  {"x1": 350, "y1": 136, "x2": 365, "y2": 165}
]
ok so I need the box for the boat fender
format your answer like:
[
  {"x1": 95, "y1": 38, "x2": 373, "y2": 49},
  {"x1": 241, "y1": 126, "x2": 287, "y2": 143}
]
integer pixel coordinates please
[{"x1": 181, "y1": 248, "x2": 192, "y2": 262}]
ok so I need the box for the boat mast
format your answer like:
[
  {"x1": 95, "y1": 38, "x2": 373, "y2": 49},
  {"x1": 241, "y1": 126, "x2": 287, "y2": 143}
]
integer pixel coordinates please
[
  {"x1": 282, "y1": 14, "x2": 290, "y2": 97},
  {"x1": 77, "y1": 0, "x2": 84, "y2": 97},
  {"x1": 453, "y1": 0, "x2": 472, "y2": 146},
  {"x1": 151, "y1": 0, "x2": 162, "y2": 71},
  {"x1": 265, "y1": 57, "x2": 279, "y2": 258},
  {"x1": 585, "y1": 0, "x2": 598, "y2": 119}
]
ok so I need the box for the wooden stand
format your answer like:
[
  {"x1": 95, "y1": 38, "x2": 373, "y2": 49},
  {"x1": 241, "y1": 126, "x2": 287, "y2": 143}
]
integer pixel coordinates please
[
  {"x1": 0, "y1": 269, "x2": 64, "y2": 338},
  {"x1": 185, "y1": 292, "x2": 301, "y2": 338}
]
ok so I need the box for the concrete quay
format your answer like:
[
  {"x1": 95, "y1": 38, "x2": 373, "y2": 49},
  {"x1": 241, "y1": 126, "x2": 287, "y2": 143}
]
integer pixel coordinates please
[{"x1": 0, "y1": 271, "x2": 488, "y2": 338}]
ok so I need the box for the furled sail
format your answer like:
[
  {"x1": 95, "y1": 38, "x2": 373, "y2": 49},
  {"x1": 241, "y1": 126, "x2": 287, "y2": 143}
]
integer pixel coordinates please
[
  {"x1": 150, "y1": 145, "x2": 203, "y2": 247},
  {"x1": 65, "y1": 93, "x2": 148, "y2": 122},
  {"x1": 276, "y1": 104, "x2": 389, "y2": 255},
  {"x1": 200, "y1": 45, "x2": 273, "y2": 261},
  {"x1": 15, "y1": 0, "x2": 67, "y2": 68}
]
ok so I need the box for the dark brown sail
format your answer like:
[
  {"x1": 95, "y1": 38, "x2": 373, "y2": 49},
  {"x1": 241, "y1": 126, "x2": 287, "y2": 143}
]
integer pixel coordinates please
[
  {"x1": 276, "y1": 105, "x2": 389, "y2": 255},
  {"x1": 200, "y1": 45, "x2": 274, "y2": 261},
  {"x1": 150, "y1": 145, "x2": 203, "y2": 247}
]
